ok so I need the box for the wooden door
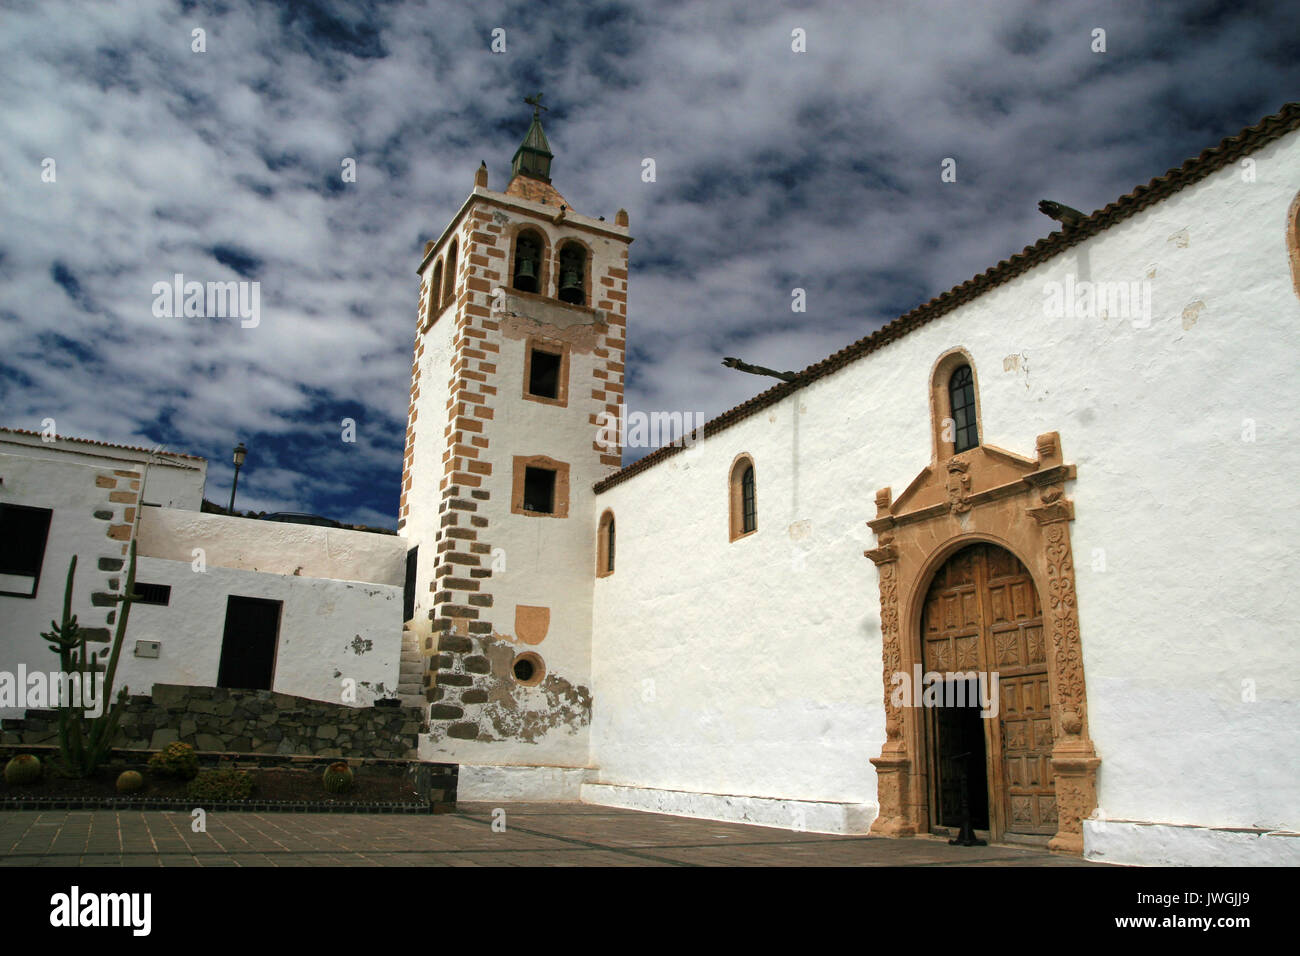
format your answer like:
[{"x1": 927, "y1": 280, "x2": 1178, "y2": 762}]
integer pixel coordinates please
[
  {"x1": 217, "y1": 596, "x2": 282, "y2": 691},
  {"x1": 920, "y1": 544, "x2": 1054, "y2": 839}
]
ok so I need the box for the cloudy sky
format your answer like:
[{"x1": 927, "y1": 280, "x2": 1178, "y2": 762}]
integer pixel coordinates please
[{"x1": 1, "y1": 0, "x2": 1295, "y2": 527}]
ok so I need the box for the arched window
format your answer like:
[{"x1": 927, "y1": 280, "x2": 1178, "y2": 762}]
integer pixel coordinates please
[
  {"x1": 949, "y1": 364, "x2": 979, "y2": 453},
  {"x1": 443, "y1": 239, "x2": 458, "y2": 309},
  {"x1": 513, "y1": 229, "x2": 543, "y2": 293},
  {"x1": 597, "y1": 510, "x2": 615, "y2": 577},
  {"x1": 729, "y1": 455, "x2": 757, "y2": 541},
  {"x1": 557, "y1": 241, "x2": 586, "y2": 305},
  {"x1": 1288, "y1": 189, "x2": 1300, "y2": 302},
  {"x1": 427, "y1": 258, "x2": 444, "y2": 325},
  {"x1": 931, "y1": 350, "x2": 982, "y2": 460}
]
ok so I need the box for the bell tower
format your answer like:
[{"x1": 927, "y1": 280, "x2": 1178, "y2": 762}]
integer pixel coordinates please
[{"x1": 398, "y1": 95, "x2": 631, "y2": 770}]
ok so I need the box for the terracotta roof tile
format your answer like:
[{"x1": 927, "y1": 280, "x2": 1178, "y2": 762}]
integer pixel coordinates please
[
  {"x1": 504, "y1": 174, "x2": 569, "y2": 207},
  {"x1": 0, "y1": 426, "x2": 207, "y2": 463},
  {"x1": 594, "y1": 101, "x2": 1300, "y2": 494}
]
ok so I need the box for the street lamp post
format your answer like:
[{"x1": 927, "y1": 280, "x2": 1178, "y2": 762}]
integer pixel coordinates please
[{"x1": 228, "y1": 442, "x2": 248, "y2": 514}]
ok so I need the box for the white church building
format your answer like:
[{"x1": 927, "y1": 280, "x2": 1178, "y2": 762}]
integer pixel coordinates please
[{"x1": 3, "y1": 101, "x2": 1298, "y2": 866}]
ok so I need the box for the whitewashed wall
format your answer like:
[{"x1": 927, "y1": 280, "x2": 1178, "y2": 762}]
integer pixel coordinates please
[
  {"x1": 0, "y1": 431, "x2": 205, "y2": 509},
  {"x1": 590, "y1": 132, "x2": 1300, "y2": 854},
  {"x1": 429, "y1": 295, "x2": 608, "y2": 768},
  {"x1": 0, "y1": 445, "x2": 191, "y2": 717},
  {"x1": 138, "y1": 508, "x2": 405, "y2": 586},
  {"x1": 118, "y1": 556, "x2": 403, "y2": 706},
  {"x1": 401, "y1": 308, "x2": 455, "y2": 650}
]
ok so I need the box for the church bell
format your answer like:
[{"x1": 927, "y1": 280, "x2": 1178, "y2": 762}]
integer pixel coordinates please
[
  {"x1": 514, "y1": 255, "x2": 538, "y2": 293},
  {"x1": 559, "y1": 268, "x2": 583, "y2": 303}
]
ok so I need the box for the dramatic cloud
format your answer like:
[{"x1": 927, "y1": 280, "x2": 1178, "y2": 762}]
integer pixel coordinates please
[{"x1": 1, "y1": 0, "x2": 1295, "y2": 525}]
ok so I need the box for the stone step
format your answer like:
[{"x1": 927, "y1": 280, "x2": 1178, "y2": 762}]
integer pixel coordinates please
[
  {"x1": 400, "y1": 662, "x2": 424, "y2": 677},
  {"x1": 398, "y1": 695, "x2": 426, "y2": 711},
  {"x1": 400, "y1": 650, "x2": 423, "y2": 663}
]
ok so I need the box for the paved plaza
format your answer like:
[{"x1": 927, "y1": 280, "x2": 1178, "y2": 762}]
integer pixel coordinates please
[{"x1": 0, "y1": 802, "x2": 1102, "y2": 866}]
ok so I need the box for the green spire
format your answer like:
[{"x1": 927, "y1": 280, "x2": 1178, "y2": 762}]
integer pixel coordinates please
[{"x1": 511, "y1": 93, "x2": 554, "y2": 183}]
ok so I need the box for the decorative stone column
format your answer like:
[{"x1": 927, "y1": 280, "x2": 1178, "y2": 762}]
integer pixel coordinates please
[
  {"x1": 864, "y1": 490, "x2": 915, "y2": 836},
  {"x1": 1025, "y1": 437, "x2": 1101, "y2": 854}
]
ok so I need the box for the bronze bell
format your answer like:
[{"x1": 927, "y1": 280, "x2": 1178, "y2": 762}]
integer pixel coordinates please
[
  {"x1": 559, "y1": 268, "x2": 583, "y2": 303},
  {"x1": 514, "y1": 256, "x2": 538, "y2": 293}
]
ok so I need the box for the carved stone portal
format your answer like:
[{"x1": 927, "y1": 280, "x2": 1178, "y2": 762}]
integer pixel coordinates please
[{"x1": 864, "y1": 431, "x2": 1099, "y2": 854}]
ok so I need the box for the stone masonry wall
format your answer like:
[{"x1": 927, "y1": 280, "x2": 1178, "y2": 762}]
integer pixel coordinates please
[{"x1": 2, "y1": 684, "x2": 423, "y2": 759}]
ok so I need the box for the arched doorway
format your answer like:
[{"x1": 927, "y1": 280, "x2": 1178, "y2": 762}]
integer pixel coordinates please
[
  {"x1": 920, "y1": 542, "x2": 1055, "y2": 843},
  {"x1": 866, "y1": 432, "x2": 1098, "y2": 852}
]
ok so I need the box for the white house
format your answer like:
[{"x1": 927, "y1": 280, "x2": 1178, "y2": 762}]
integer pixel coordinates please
[{"x1": 0, "y1": 428, "x2": 409, "y2": 717}]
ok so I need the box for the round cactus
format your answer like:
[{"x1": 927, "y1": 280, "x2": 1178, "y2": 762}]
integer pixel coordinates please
[
  {"x1": 322, "y1": 761, "x2": 354, "y2": 794},
  {"x1": 116, "y1": 770, "x2": 144, "y2": 793},
  {"x1": 4, "y1": 754, "x2": 42, "y2": 785}
]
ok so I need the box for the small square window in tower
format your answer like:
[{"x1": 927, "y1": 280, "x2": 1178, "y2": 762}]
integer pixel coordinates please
[
  {"x1": 522, "y1": 467, "x2": 557, "y2": 514},
  {"x1": 528, "y1": 348, "x2": 562, "y2": 400}
]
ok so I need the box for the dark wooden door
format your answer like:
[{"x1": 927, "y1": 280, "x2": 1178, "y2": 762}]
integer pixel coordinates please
[
  {"x1": 217, "y1": 596, "x2": 282, "y2": 690},
  {"x1": 920, "y1": 544, "x2": 1054, "y2": 839}
]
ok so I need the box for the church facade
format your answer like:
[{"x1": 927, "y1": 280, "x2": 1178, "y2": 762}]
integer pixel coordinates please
[
  {"x1": 400, "y1": 102, "x2": 1300, "y2": 865},
  {"x1": 3, "y1": 103, "x2": 1297, "y2": 866}
]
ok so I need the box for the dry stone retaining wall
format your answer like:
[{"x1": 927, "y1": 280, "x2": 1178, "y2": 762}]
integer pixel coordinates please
[{"x1": 2, "y1": 684, "x2": 424, "y2": 759}]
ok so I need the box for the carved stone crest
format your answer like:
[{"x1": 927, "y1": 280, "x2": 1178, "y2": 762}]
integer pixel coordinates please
[{"x1": 945, "y1": 457, "x2": 972, "y2": 514}]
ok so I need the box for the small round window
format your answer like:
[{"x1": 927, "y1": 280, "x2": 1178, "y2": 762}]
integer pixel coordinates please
[{"x1": 512, "y1": 652, "x2": 545, "y2": 686}]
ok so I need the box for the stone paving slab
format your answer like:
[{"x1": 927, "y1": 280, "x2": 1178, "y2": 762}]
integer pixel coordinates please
[{"x1": 0, "y1": 803, "x2": 1103, "y2": 866}]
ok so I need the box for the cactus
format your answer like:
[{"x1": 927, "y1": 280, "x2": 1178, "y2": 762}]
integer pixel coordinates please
[
  {"x1": 3, "y1": 754, "x2": 42, "y2": 785},
  {"x1": 40, "y1": 543, "x2": 137, "y2": 777},
  {"x1": 116, "y1": 770, "x2": 144, "y2": 793},
  {"x1": 322, "y1": 761, "x2": 354, "y2": 794},
  {"x1": 147, "y1": 742, "x2": 199, "y2": 780},
  {"x1": 186, "y1": 767, "x2": 253, "y2": 801}
]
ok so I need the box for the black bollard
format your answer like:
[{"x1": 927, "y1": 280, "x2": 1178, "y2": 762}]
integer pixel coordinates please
[{"x1": 948, "y1": 751, "x2": 987, "y2": 847}]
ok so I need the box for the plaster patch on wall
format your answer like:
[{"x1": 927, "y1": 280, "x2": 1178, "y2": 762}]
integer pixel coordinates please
[
  {"x1": 787, "y1": 519, "x2": 812, "y2": 541},
  {"x1": 1167, "y1": 228, "x2": 1190, "y2": 248},
  {"x1": 1003, "y1": 351, "x2": 1030, "y2": 389},
  {"x1": 350, "y1": 635, "x2": 374, "y2": 655},
  {"x1": 497, "y1": 298, "x2": 605, "y2": 352},
  {"x1": 1182, "y1": 299, "x2": 1206, "y2": 330}
]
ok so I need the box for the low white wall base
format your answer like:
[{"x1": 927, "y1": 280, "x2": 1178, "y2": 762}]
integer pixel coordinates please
[
  {"x1": 457, "y1": 765, "x2": 594, "y2": 802},
  {"x1": 1084, "y1": 818, "x2": 1300, "y2": 866},
  {"x1": 581, "y1": 782, "x2": 876, "y2": 835}
]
